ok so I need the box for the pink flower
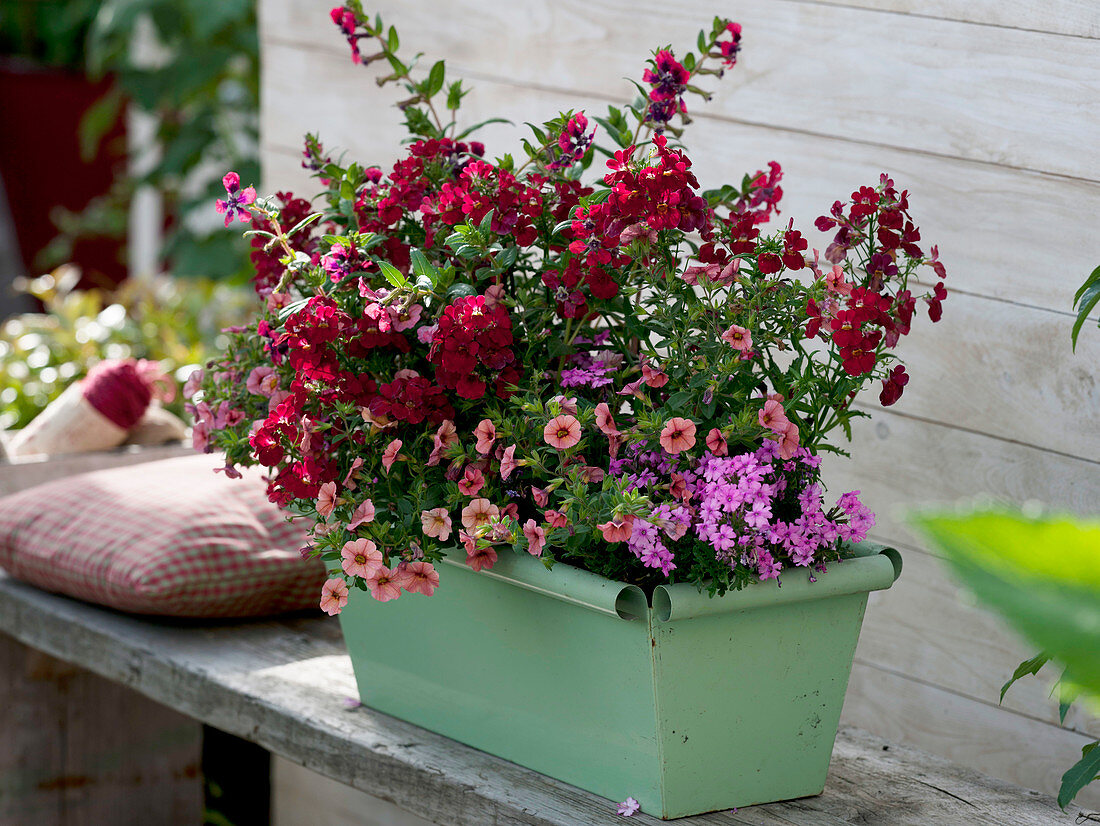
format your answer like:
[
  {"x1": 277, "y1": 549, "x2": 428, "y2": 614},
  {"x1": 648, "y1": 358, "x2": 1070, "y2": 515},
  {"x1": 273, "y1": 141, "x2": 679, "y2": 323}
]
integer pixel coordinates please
[
  {"x1": 669, "y1": 473, "x2": 691, "y2": 501},
  {"x1": 347, "y1": 499, "x2": 376, "y2": 530},
  {"x1": 594, "y1": 402, "x2": 620, "y2": 436},
  {"x1": 522, "y1": 520, "x2": 546, "y2": 556},
  {"x1": 365, "y1": 565, "x2": 402, "y2": 602},
  {"x1": 458, "y1": 465, "x2": 486, "y2": 496},
  {"x1": 551, "y1": 395, "x2": 579, "y2": 416},
  {"x1": 500, "y1": 444, "x2": 518, "y2": 480},
  {"x1": 641, "y1": 361, "x2": 668, "y2": 388},
  {"x1": 617, "y1": 797, "x2": 640, "y2": 817},
  {"x1": 531, "y1": 486, "x2": 549, "y2": 508},
  {"x1": 341, "y1": 538, "x2": 384, "y2": 578},
  {"x1": 706, "y1": 428, "x2": 728, "y2": 456},
  {"x1": 777, "y1": 421, "x2": 801, "y2": 460},
  {"x1": 461, "y1": 498, "x2": 499, "y2": 530},
  {"x1": 617, "y1": 378, "x2": 646, "y2": 398},
  {"x1": 397, "y1": 560, "x2": 439, "y2": 596},
  {"x1": 319, "y1": 578, "x2": 349, "y2": 616},
  {"x1": 758, "y1": 399, "x2": 791, "y2": 434},
  {"x1": 598, "y1": 514, "x2": 635, "y2": 543},
  {"x1": 544, "y1": 509, "x2": 569, "y2": 529},
  {"x1": 342, "y1": 457, "x2": 364, "y2": 490},
  {"x1": 659, "y1": 417, "x2": 696, "y2": 454},
  {"x1": 581, "y1": 465, "x2": 605, "y2": 484},
  {"x1": 543, "y1": 414, "x2": 582, "y2": 449},
  {"x1": 465, "y1": 544, "x2": 498, "y2": 572},
  {"x1": 246, "y1": 366, "x2": 279, "y2": 397},
  {"x1": 421, "y1": 507, "x2": 452, "y2": 540},
  {"x1": 381, "y1": 438, "x2": 403, "y2": 473},
  {"x1": 316, "y1": 482, "x2": 339, "y2": 518},
  {"x1": 390, "y1": 303, "x2": 423, "y2": 332},
  {"x1": 474, "y1": 419, "x2": 497, "y2": 455},
  {"x1": 825, "y1": 264, "x2": 852, "y2": 296},
  {"x1": 427, "y1": 420, "x2": 458, "y2": 466},
  {"x1": 721, "y1": 324, "x2": 753, "y2": 352}
]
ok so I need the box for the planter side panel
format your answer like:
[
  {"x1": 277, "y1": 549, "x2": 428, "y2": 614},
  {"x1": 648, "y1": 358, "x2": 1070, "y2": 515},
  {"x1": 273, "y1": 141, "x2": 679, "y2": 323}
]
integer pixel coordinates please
[
  {"x1": 340, "y1": 563, "x2": 662, "y2": 806},
  {"x1": 652, "y1": 592, "x2": 870, "y2": 818}
]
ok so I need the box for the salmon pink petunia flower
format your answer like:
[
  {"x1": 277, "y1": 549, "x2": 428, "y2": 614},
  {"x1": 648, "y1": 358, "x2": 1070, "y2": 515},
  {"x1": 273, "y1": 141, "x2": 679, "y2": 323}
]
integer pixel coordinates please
[
  {"x1": 421, "y1": 508, "x2": 452, "y2": 540},
  {"x1": 531, "y1": 486, "x2": 549, "y2": 508},
  {"x1": 458, "y1": 465, "x2": 486, "y2": 496},
  {"x1": 543, "y1": 414, "x2": 582, "y2": 449},
  {"x1": 641, "y1": 361, "x2": 668, "y2": 388},
  {"x1": 545, "y1": 509, "x2": 569, "y2": 529},
  {"x1": 758, "y1": 399, "x2": 790, "y2": 433},
  {"x1": 551, "y1": 395, "x2": 579, "y2": 415},
  {"x1": 522, "y1": 519, "x2": 546, "y2": 556},
  {"x1": 465, "y1": 544, "x2": 498, "y2": 572},
  {"x1": 347, "y1": 499, "x2": 376, "y2": 530},
  {"x1": 342, "y1": 457, "x2": 364, "y2": 490},
  {"x1": 316, "y1": 482, "x2": 339, "y2": 518},
  {"x1": 705, "y1": 428, "x2": 728, "y2": 456},
  {"x1": 659, "y1": 417, "x2": 697, "y2": 454},
  {"x1": 427, "y1": 419, "x2": 459, "y2": 466},
  {"x1": 365, "y1": 565, "x2": 402, "y2": 602},
  {"x1": 777, "y1": 421, "x2": 800, "y2": 459},
  {"x1": 319, "y1": 577, "x2": 349, "y2": 616},
  {"x1": 381, "y1": 438, "x2": 403, "y2": 473},
  {"x1": 594, "y1": 402, "x2": 620, "y2": 436},
  {"x1": 598, "y1": 514, "x2": 635, "y2": 543},
  {"x1": 341, "y1": 538, "x2": 384, "y2": 578},
  {"x1": 461, "y1": 498, "x2": 499, "y2": 530},
  {"x1": 500, "y1": 444, "x2": 518, "y2": 480},
  {"x1": 721, "y1": 324, "x2": 753, "y2": 352},
  {"x1": 474, "y1": 419, "x2": 496, "y2": 455},
  {"x1": 397, "y1": 560, "x2": 439, "y2": 596}
]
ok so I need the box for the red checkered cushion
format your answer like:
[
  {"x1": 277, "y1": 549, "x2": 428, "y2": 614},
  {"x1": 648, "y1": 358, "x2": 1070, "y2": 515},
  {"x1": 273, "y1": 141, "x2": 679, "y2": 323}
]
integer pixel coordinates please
[{"x1": 0, "y1": 454, "x2": 324, "y2": 617}]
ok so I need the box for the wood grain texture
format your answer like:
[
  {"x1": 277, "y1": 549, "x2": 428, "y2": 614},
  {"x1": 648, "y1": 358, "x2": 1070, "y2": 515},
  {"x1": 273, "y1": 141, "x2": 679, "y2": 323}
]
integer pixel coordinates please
[
  {"x1": 856, "y1": 546, "x2": 1100, "y2": 738},
  {"x1": 260, "y1": 43, "x2": 1100, "y2": 318},
  {"x1": 819, "y1": 413, "x2": 1098, "y2": 551},
  {"x1": 0, "y1": 633, "x2": 203, "y2": 825},
  {"x1": 0, "y1": 573, "x2": 1079, "y2": 826},
  {"x1": 261, "y1": 0, "x2": 1100, "y2": 179},
  {"x1": 803, "y1": 0, "x2": 1100, "y2": 39},
  {"x1": 0, "y1": 441, "x2": 193, "y2": 497},
  {"x1": 842, "y1": 662, "x2": 1100, "y2": 808}
]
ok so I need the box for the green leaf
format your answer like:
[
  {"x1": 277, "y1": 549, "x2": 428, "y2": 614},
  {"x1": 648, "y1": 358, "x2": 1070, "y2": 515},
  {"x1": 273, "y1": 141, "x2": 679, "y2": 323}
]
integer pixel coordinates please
[
  {"x1": 1058, "y1": 698, "x2": 1072, "y2": 725},
  {"x1": 425, "y1": 60, "x2": 445, "y2": 97},
  {"x1": 377, "y1": 261, "x2": 408, "y2": 289},
  {"x1": 446, "y1": 80, "x2": 466, "y2": 110},
  {"x1": 456, "y1": 117, "x2": 514, "y2": 140},
  {"x1": 409, "y1": 249, "x2": 438, "y2": 286},
  {"x1": 78, "y1": 86, "x2": 124, "y2": 162},
  {"x1": 1071, "y1": 264, "x2": 1100, "y2": 351},
  {"x1": 445, "y1": 283, "x2": 477, "y2": 299},
  {"x1": 910, "y1": 510, "x2": 1100, "y2": 698},
  {"x1": 387, "y1": 25, "x2": 399, "y2": 52},
  {"x1": 1058, "y1": 740, "x2": 1100, "y2": 809},
  {"x1": 1000, "y1": 653, "x2": 1050, "y2": 702}
]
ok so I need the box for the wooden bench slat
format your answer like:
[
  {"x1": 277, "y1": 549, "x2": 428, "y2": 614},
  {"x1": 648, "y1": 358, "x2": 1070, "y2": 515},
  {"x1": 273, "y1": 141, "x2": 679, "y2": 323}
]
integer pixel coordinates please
[{"x1": 0, "y1": 572, "x2": 1076, "y2": 825}]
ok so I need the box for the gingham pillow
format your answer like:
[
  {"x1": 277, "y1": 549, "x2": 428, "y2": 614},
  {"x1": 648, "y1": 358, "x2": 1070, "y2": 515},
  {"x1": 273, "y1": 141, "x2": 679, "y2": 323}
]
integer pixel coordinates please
[{"x1": 0, "y1": 454, "x2": 324, "y2": 617}]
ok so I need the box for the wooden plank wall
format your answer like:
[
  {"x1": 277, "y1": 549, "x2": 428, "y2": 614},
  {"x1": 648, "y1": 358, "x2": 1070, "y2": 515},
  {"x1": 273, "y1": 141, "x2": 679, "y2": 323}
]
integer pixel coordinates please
[{"x1": 258, "y1": 0, "x2": 1100, "y2": 805}]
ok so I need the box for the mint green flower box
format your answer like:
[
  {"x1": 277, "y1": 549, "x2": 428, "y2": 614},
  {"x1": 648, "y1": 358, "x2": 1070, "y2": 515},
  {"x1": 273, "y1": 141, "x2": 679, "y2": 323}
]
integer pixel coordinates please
[{"x1": 339, "y1": 542, "x2": 901, "y2": 819}]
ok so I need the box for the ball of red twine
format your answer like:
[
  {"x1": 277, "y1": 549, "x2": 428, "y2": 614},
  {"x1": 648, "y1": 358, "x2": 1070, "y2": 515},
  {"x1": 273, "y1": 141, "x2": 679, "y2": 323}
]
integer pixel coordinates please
[{"x1": 82, "y1": 359, "x2": 166, "y2": 429}]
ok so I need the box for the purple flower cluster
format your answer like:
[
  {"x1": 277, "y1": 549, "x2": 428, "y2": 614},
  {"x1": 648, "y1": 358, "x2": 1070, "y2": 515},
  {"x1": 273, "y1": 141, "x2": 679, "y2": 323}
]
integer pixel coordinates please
[{"x1": 612, "y1": 441, "x2": 874, "y2": 583}]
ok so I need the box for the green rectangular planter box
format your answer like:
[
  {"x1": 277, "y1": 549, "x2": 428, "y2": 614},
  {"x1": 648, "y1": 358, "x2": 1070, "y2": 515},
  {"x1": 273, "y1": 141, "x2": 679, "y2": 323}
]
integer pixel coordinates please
[{"x1": 339, "y1": 542, "x2": 902, "y2": 819}]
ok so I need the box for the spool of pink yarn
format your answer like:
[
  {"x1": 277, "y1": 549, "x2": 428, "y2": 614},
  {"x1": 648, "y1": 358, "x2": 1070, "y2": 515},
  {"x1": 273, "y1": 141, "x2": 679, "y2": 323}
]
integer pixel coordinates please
[
  {"x1": 8, "y1": 358, "x2": 175, "y2": 458},
  {"x1": 82, "y1": 360, "x2": 154, "y2": 429}
]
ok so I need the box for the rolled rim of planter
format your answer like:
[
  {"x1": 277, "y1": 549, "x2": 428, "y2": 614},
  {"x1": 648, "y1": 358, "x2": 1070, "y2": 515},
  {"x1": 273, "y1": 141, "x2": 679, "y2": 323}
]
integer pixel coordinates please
[{"x1": 438, "y1": 540, "x2": 901, "y2": 622}]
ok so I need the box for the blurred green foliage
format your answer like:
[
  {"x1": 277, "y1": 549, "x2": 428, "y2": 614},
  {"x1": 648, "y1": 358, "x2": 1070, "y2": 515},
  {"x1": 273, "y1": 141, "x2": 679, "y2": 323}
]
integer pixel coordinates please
[
  {"x1": 2, "y1": 0, "x2": 260, "y2": 283},
  {"x1": 911, "y1": 509, "x2": 1100, "y2": 809},
  {"x1": 0, "y1": 266, "x2": 256, "y2": 430}
]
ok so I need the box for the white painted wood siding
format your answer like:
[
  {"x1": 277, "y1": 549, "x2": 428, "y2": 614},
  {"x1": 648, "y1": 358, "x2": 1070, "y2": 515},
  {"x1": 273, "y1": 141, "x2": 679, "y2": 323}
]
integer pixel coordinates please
[{"x1": 257, "y1": 0, "x2": 1100, "y2": 805}]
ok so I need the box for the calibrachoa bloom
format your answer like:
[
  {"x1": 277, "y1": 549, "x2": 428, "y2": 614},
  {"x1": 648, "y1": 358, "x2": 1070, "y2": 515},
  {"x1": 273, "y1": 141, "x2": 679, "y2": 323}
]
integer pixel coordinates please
[
  {"x1": 319, "y1": 577, "x2": 349, "y2": 616},
  {"x1": 197, "y1": 8, "x2": 947, "y2": 605},
  {"x1": 617, "y1": 798, "x2": 641, "y2": 817}
]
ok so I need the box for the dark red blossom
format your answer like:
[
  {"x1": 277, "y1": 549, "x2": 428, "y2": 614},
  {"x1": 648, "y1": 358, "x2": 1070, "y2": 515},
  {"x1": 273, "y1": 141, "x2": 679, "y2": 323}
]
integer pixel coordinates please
[
  {"x1": 879, "y1": 365, "x2": 909, "y2": 406},
  {"x1": 926, "y1": 281, "x2": 947, "y2": 322},
  {"x1": 370, "y1": 375, "x2": 455, "y2": 425},
  {"x1": 429, "y1": 294, "x2": 518, "y2": 399},
  {"x1": 548, "y1": 113, "x2": 595, "y2": 170}
]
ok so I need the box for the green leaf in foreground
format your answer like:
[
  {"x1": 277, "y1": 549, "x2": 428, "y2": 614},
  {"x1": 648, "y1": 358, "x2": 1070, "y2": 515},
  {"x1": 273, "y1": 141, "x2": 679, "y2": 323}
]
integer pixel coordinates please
[
  {"x1": 909, "y1": 510, "x2": 1100, "y2": 697},
  {"x1": 1059, "y1": 741, "x2": 1100, "y2": 810}
]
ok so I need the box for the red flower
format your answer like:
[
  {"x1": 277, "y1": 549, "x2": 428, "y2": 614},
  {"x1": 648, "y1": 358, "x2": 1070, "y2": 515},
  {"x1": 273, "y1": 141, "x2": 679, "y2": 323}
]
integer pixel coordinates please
[{"x1": 879, "y1": 365, "x2": 909, "y2": 406}]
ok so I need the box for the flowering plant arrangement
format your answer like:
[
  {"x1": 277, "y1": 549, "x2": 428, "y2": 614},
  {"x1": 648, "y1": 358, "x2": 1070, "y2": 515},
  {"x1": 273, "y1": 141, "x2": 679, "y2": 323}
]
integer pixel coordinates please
[{"x1": 189, "y1": 4, "x2": 948, "y2": 614}]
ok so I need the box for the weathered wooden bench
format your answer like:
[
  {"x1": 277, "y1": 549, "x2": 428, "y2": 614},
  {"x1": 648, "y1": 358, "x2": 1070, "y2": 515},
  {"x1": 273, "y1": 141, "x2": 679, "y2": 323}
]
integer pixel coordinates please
[{"x1": 0, "y1": 566, "x2": 1080, "y2": 826}]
